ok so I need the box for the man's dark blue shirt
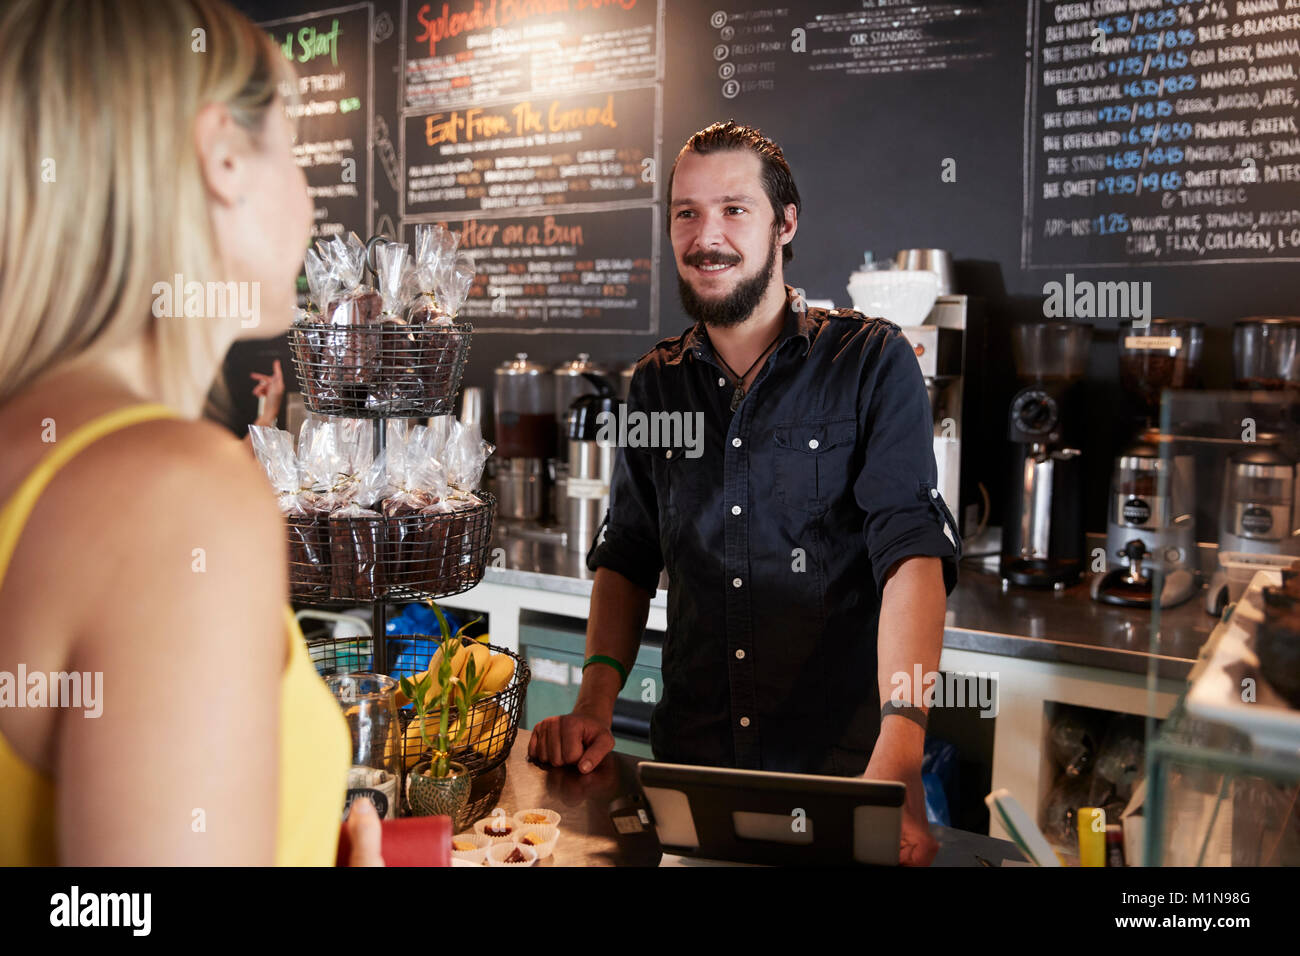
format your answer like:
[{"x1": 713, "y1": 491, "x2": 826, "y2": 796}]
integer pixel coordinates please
[{"x1": 588, "y1": 285, "x2": 960, "y2": 775}]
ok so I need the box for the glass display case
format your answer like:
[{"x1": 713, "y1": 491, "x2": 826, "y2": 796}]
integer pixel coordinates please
[{"x1": 1144, "y1": 389, "x2": 1300, "y2": 866}]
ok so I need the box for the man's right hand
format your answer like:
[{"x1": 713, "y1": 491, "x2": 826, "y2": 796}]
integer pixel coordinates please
[{"x1": 527, "y1": 711, "x2": 615, "y2": 774}]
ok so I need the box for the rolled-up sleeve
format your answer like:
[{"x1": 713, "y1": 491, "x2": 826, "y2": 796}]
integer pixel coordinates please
[
  {"x1": 853, "y1": 326, "x2": 961, "y2": 594},
  {"x1": 585, "y1": 368, "x2": 664, "y2": 595}
]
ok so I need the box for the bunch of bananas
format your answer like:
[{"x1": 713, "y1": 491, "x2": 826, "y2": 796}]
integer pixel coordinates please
[{"x1": 396, "y1": 638, "x2": 516, "y2": 770}]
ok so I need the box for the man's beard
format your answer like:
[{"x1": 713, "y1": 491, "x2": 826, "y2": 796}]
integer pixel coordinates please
[{"x1": 677, "y1": 227, "x2": 780, "y2": 329}]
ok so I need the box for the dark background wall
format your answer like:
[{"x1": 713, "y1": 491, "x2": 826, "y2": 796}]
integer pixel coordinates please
[{"x1": 222, "y1": 0, "x2": 1300, "y2": 538}]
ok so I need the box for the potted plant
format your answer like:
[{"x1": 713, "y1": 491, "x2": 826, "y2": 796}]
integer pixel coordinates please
[{"x1": 401, "y1": 604, "x2": 488, "y2": 823}]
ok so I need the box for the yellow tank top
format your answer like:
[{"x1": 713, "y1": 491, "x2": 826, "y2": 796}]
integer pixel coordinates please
[{"x1": 0, "y1": 404, "x2": 350, "y2": 865}]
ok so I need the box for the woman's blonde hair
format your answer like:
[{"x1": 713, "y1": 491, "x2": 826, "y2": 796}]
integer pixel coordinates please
[{"x1": 0, "y1": 0, "x2": 295, "y2": 415}]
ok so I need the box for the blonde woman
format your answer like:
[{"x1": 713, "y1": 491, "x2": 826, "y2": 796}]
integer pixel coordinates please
[{"x1": 0, "y1": 0, "x2": 379, "y2": 864}]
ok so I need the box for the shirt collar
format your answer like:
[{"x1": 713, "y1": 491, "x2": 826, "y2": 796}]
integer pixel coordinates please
[{"x1": 683, "y1": 285, "x2": 816, "y2": 361}]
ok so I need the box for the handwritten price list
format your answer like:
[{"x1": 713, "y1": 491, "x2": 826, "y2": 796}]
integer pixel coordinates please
[{"x1": 1025, "y1": 0, "x2": 1300, "y2": 266}]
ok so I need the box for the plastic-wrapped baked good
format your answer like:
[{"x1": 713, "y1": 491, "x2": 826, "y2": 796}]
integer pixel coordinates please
[
  {"x1": 327, "y1": 439, "x2": 389, "y2": 601},
  {"x1": 380, "y1": 422, "x2": 449, "y2": 591},
  {"x1": 248, "y1": 424, "x2": 330, "y2": 598},
  {"x1": 294, "y1": 248, "x2": 345, "y2": 410},
  {"x1": 368, "y1": 241, "x2": 420, "y2": 414},
  {"x1": 442, "y1": 418, "x2": 494, "y2": 493},
  {"x1": 317, "y1": 233, "x2": 383, "y2": 411},
  {"x1": 406, "y1": 227, "x2": 474, "y2": 409}
]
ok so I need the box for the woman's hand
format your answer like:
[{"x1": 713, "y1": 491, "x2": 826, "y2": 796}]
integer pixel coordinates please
[
  {"x1": 250, "y1": 360, "x2": 285, "y2": 427},
  {"x1": 345, "y1": 797, "x2": 384, "y2": 867}
]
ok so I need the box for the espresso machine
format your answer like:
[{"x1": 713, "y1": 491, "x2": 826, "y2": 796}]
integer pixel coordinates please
[
  {"x1": 1000, "y1": 322, "x2": 1092, "y2": 589},
  {"x1": 1092, "y1": 319, "x2": 1203, "y2": 609},
  {"x1": 491, "y1": 353, "x2": 554, "y2": 522}
]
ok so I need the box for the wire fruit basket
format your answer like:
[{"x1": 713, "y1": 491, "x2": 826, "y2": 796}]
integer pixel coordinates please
[
  {"x1": 289, "y1": 321, "x2": 472, "y2": 418},
  {"x1": 288, "y1": 493, "x2": 495, "y2": 607},
  {"x1": 309, "y1": 635, "x2": 530, "y2": 823}
]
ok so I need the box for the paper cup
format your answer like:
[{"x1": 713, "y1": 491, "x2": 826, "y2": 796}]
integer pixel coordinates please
[
  {"x1": 512, "y1": 824, "x2": 559, "y2": 860},
  {"x1": 486, "y1": 842, "x2": 537, "y2": 867}
]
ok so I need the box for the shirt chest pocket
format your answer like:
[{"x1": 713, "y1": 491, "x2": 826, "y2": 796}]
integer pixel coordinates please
[
  {"x1": 656, "y1": 449, "x2": 705, "y2": 532},
  {"x1": 773, "y1": 418, "x2": 857, "y2": 515}
]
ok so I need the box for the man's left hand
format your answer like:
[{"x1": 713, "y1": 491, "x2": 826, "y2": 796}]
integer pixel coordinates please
[{"x1": 864, "y1": 732, "x2": 938, "y2": 867}]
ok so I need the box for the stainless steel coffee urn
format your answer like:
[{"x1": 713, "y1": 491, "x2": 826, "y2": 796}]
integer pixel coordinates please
[
  {"x1": 565, "y1": 374, "x2": 619, "y2": 553},
  {"x1": 553, "y1": 353, "x2": 608, "y2": 464}
]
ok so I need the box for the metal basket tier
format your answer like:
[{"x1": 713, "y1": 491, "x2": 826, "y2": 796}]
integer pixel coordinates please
[
  {"x1": 307, "y1": 636, "x2": 531, "y2": 806},
  {"x1": 287, "y1": 492, "x2": 495, "y2": 607},
  {"x1": 289, "y1": 320, "x2": 472, "y2": 418}
]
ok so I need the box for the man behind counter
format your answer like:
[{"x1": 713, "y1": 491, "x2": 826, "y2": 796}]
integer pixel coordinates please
[{"x1": 528, "y1": 120, "x2": 960, "y2": 865}]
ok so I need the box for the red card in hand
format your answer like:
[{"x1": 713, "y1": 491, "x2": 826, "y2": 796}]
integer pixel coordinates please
[{"x1": 336, "y1": 814, "x2": 452, "y2": 866}]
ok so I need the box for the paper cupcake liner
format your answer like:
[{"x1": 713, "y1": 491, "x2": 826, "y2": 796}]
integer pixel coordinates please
[
  {"x1": 511, "y1": 823, "x2": 559, "y2": 860},
  {"x1": 451, "y1": 832, "x2": 491, "y2": 864},
  {"x1": 512, "y1": 807, "x2": 561, "y2": 829},
  {"x1": 486, "y1": 842, "x2": 537, "y2": 867},
  {"x1": 474, "y1": 811, "x2": 519, "y2": 843}
]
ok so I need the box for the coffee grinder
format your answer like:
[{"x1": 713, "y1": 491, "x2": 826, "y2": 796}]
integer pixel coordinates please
[
  {"x1": 1203, "y1": 320, "x2": 1300, "y2": 612},
  {"x1": 1092, "y1": 319, "x2": 1202, "y2": 609},
  {"x1": 1000, "y1": 322, "x2": 1092, "y2": 590}
]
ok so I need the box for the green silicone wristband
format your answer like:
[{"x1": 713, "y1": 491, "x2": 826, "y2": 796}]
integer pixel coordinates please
[{"x1": 583, "y1": 654, "x2": 629, "y2": 689}]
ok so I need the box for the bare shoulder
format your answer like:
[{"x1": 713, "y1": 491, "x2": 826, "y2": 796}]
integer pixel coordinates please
[
  {"x1": 82, "y1": 415, "x2": 282, "y2": 568},
  {"x1": 17, "y1": 412, "x2": 287, "y2": 640}
]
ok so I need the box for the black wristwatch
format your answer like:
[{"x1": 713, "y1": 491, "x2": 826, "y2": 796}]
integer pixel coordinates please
[{"x1": 881, "y1": 700, "x2": 928, "y2": 731}]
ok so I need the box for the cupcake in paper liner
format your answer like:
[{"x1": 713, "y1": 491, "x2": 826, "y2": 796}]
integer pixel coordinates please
[
  {"x1": 474, "y1": 810, "x2": 517, "y2": 843},
  {"x1": 511, "y1": 823, "x2": 559, "y2": 860},
  {"x1": 486, "y1": 842, "x2": 537, "y2": 867},
  {"x1": 513, "y1": 808, "x2": 560, "y2": 829},
  {"x1": 451, "y1": 832, "x2": 490, "y2": 864}
]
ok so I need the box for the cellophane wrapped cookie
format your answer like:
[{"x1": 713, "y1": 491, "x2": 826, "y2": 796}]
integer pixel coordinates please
[
  {"x1": 368, "y1": 240, "x2": 420, "y2": 414},
  {"x1": 318, "y1": 232, "x2": 383, "y2": 410},
  {"x1": 380, "y1": 421, "x2": 450, "y2": 592},
  {"x1": 425, "y1": 419, "x2": 495, "y2": 588},
  {"x1": 326, "y1": 425, "x2": 389, "y2": 602},
  {"x1": 249, "y1": 423, "x2": 330, "y2": 599},
  {"x1": 406, "y1": 225, "x2": 474, "y2": 409},
  {"x1": 294, "y1": 248, "x2": 345, "y2": 410}
]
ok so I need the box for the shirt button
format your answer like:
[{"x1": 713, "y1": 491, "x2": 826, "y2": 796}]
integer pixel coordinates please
[
  {"x1": 732, "y1": 437, "x2": 742, "y2": 448},
  {"x1": 731, "y1": 505, "x2": 742, "y2": 516},
  {"x1": 718, "y1": 376, "x2": 726, "y2": 387},
  {"x1": 665, "y1": 449, "x2": 672, "y2": 459},
  {"x1": 808, "y1": 438, "x2": 819, "y2": 449},
  {"x1": 732, "y1": 577, "x2": 743, "y2": 588},
  {"x1": 930, "y1": 488, "x2": 939, "y2": 498},
  {"x1": 739, "y1": 717, "x2": 751, "y2": 728},
  {"x1": 735, "y1": 648, "x2": 745, "y2": 660}
]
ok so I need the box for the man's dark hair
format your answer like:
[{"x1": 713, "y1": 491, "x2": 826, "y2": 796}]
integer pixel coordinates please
[{"x1": 666, "y1": 120, "x2": 801, "y2": 264}]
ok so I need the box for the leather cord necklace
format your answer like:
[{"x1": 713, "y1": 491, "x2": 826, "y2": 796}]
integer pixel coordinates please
[{"x1": 713, "y1": 329, "x2": 785, "y2": 412}]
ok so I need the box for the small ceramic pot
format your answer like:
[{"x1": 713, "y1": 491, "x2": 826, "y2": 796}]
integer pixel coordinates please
[{"x1": 406, "y1": 759, "x2": 471, "y2": 825}]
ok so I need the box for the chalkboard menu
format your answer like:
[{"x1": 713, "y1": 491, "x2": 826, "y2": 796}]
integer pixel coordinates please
[
  {"x1": 399, "y1": 0, "x2": 665, "y2": 334},
  {"x1": 1024, "y1": 0, "x2": 1300, "y2": 267},
  {"x1": 404, "y1": 207, "x2": 658, "y2": 331},
  {"x1": 402, "y1": 85, "x2": 659, "y2": 216},
  {"x1": 263, "y1": 2, "x2": 374, "y2": 241}
]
